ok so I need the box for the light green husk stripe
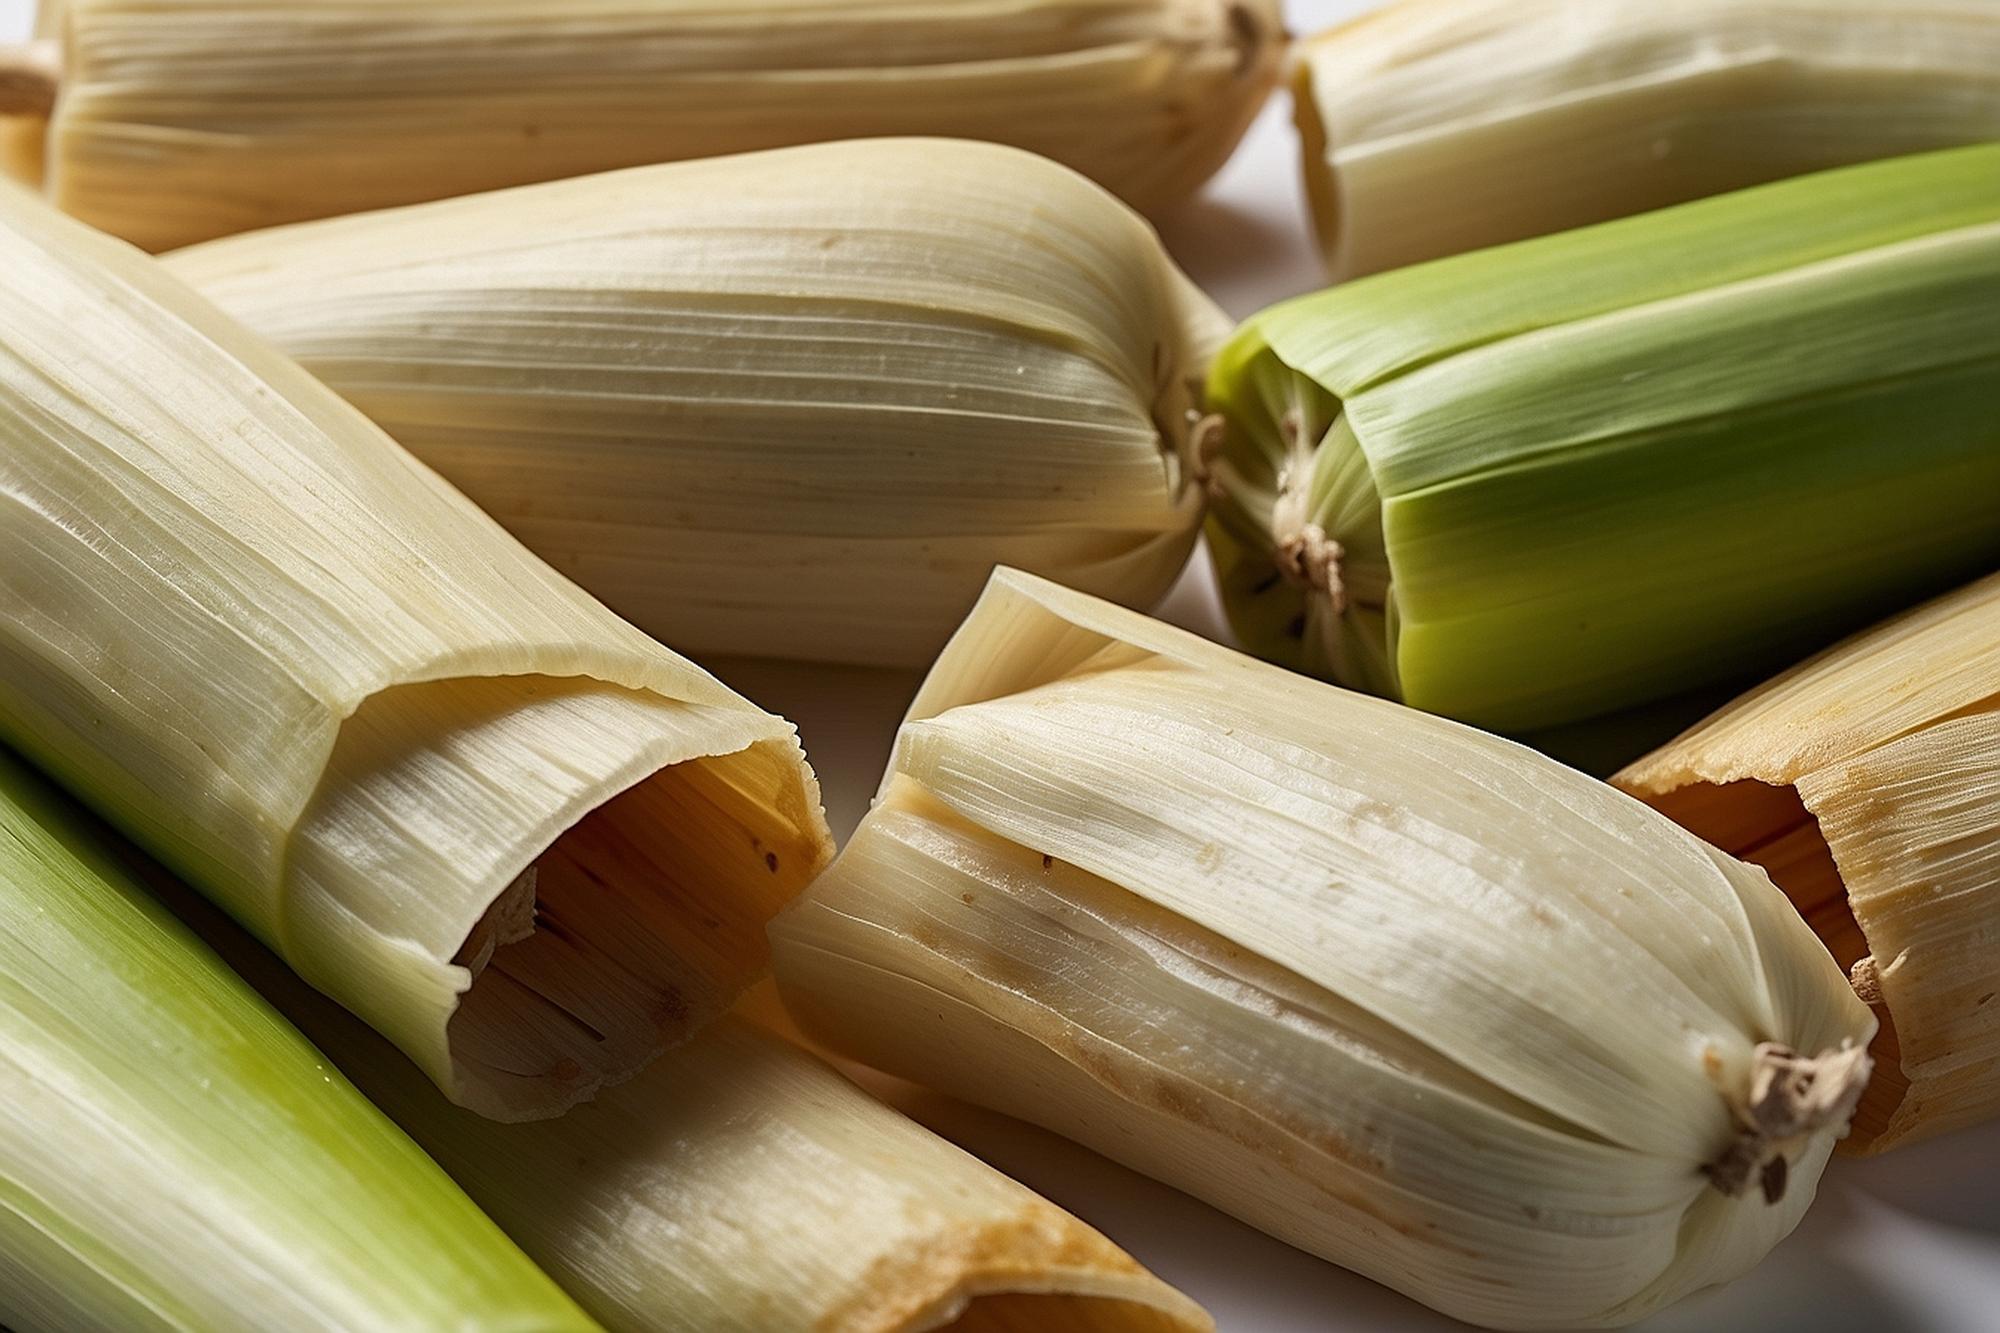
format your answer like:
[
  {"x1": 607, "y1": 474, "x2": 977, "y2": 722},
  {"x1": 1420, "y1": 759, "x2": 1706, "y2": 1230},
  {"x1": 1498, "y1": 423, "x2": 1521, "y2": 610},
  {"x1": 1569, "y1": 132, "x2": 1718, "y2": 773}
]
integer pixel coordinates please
[
  {"x1": 1206, "y1": 143, "x2": 2000, "y2": 734},
  {"x1": 148, "y1": 860, "x2": 1209, "y2": 1333},
  {"x1": 771, "y1": 569, "x2": 1876, "y2": 1331},
  {"x1": 0, "y1": 745, "x2": 596, "y2": 1333},
  {"x1": 0, "y1": 179, "x2": 833, "y2": 1122}
]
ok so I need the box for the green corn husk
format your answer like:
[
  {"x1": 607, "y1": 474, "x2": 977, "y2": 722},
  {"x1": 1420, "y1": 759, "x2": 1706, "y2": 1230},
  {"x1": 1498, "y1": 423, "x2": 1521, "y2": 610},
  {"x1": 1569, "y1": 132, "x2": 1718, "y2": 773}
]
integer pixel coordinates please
[
  {"x1": 1205, "y1": 143, "x2": 2000, "y2": 734},
  {"x1": 0, "y1": 744, "x2": 596, "y2": 1333}
]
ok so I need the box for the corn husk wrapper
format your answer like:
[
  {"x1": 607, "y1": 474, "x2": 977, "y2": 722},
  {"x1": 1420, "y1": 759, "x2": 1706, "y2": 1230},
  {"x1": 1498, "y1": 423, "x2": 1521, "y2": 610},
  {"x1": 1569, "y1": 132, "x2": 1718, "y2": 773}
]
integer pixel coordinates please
[
  {"x1": 367, "y1": 1019, "x2": 1211, "y2": 1333},
  {"x1": 167, "y1": 138, "x2": 1226, "y2": 669},
  {"x1": 5, "y1": 0, "x2": 1283, "y2": 252},
  {"x1": 122, "y1": 837, "x2": 1208, "y2": 1333},
  {"x1": 1205, "y1": 144, "x2": 2000, "y2": 734},
  {"x1": 0, "y1": 179, "x2": 832, "y2": 1121},
  {"x1": 1295, "y1": 0, "x2": 2000, "y2": 279},
  {"x1": 1619, "y1": 572, "x2": 2000, "y2": 1154},
  {"x1": 0, "y1": 745, "x2": 597, "y2": 1333},
  {"x1": 770, "y1": 569, "x2": 1877, "y2": 1330}
]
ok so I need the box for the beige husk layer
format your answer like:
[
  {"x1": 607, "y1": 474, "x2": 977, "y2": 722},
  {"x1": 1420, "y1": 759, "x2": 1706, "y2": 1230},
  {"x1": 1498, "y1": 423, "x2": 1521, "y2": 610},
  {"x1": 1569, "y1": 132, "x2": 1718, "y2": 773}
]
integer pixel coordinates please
[
  {"x1": 772, "y1": 570, "x2": 1877, "y2": 1330},
  {"x1": 1618, "y1": 571, "x2": 2000, "y2": 1153},
  {"x1": 8, "y1": 0, "x2": 1283, "y2": 251},
  {"x1": 334, "y1": 1014, "x2": 1213, "y2": 1333},
  {"x1": 0, "y1": 176, "x2": 832, "y2": 1121},
  {"x1": 166, "y1": 138, "x2": 1229, "y2": 669},
  {"x1": 149, "y1": 838, "x2": 1211, "y2": 1333},
  {"x1": 1293, "y1": 0, "x2": 2000, "y2": 278}
]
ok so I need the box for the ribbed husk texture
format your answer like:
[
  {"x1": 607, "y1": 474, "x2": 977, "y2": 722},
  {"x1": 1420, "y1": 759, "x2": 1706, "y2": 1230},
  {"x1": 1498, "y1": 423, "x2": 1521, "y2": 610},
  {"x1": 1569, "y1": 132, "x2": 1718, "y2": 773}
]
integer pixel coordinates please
[
  {"x1": 771, "y1": 569, "x2": 1877, "y2": 1330},
  {"x1": 1205, "y1": 144, "x2": 2000, "y2": 734},
  {"x1": 0, "y1": 745, "x2": 596, "y2": 1333},
  {"x1": 26, "y1": 0, "x2": 1284, "y2": 251},
  {"x1": 0, "y1": 178, "x2": 833, "y2": 1121},
  {"x1": 168, "y1": 138, "x2": 1228, "y2": 669},
  {"x1": 147, "y1": 846, "x2": 1211, "y2": 1333},
  {"x1": 181, "y1": 855, "x2": 1215, "y2": 1333},
  {"x1": 1295, "y1": 0, "x2": 2000, "y2": 278},
  {"x1": 1619, "y1": 571, "x2": 2000, "y2": 1154}
]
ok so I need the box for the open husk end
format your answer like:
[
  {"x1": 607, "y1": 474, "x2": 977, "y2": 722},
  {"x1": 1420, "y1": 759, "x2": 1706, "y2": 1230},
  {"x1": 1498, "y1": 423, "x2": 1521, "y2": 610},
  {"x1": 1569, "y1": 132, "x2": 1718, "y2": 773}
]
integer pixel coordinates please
[
  {"x1": 1618, "y1": 571, "x2": 2000, "y2": 1153},
  {"x1": 1294, "y1": 0, "x2": 2000, "y2": 278},
  {"x1": 153, "y1": 845, "x2": 1210, "y2": 1333},
  {"x1": 0, "y1": 175, "x2": 832, "y2": 1120},
  {"x1": 166, "y1": 138, "x2": 1228, "y2": 669},
  {"x1": 21, "y1": 0, "x2": 1283, "y2": 250},
  {"x1": 773, "y1": 569, "x2": 1876, "y2": 1330}
]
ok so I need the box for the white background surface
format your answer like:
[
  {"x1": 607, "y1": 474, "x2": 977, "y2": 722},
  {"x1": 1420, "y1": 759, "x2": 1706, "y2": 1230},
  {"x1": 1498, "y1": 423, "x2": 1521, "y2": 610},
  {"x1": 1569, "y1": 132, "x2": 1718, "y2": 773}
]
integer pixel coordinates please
[{"x1": 8, "y1": 0, "x2": 1998, "y2": 1329}]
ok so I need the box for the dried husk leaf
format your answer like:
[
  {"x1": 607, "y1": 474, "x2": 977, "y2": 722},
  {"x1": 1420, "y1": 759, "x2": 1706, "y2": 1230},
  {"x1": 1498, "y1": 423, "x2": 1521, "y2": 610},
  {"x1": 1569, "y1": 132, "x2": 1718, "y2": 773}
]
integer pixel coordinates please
[
  {"x1": 771, "y1": 569, "x2": 1876, "y2": 1330},
  {"x1": 152, "y1": 853, "x2": 1210, "y2": 1333},
  {"x1": 1618, "y1": 571, "x2": 2000, "y2": 1153},
  {"x1": 23, "y1": 0, "x2": 1283, "y2": 251},
  {"x1": 1296, "y1": 0, "x2": 2000, "y2": 278},
  {"x1": 0, "y1": 178, "x2": 832, "y2": 1121},
  {"x1": 167, "y1": 138, "x2": 1226, "y2": 668}
]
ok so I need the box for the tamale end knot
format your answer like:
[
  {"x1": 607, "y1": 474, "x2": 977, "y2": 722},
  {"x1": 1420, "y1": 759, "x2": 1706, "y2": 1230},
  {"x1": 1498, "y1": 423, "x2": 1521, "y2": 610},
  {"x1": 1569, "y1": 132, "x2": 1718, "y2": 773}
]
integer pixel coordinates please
[
  {"x1": 1275, "y1": 523, "x2": 1349, "y2": 615},
  {"x1": 1704, "y1": 1041, "x2": 1873, "y2": 1203}
]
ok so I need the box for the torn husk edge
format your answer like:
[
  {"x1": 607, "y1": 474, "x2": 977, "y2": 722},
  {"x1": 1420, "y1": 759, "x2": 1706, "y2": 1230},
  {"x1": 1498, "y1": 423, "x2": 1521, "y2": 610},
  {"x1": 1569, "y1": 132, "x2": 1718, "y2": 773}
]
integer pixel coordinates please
[
  {"x1": 1618, "y1": 570, "x2": 2000, "y2": 1151},
  {"x1": 0, "y1": 174, "x2": 834, "y2": 1122},
  {"x1": 149, "y1": 848, "x2": 1210, "y2": 1333}
]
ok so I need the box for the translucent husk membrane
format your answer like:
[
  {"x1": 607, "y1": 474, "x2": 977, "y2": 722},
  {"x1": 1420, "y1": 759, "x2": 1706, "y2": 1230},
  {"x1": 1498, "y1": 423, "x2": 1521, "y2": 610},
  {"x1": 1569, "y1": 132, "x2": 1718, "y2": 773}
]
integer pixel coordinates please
[
  {"x1": 0, "y1": 745, "x2": 595, "y2": 1332},
  {"x1": 772, "y1": 569, "x2": 1877, "y2": 1331},
  {"x1": 1205, "y1": 144, "x2": 2000, "y2": 734},
  {"x1": 0, "y1": 173, "x2": 832, "y2": 1121},
  {"x1": 1619, "y1": 571, "x2": 2000, "y2": 1152},
  {"x1": 22, "y1": 0, "x2": 1283, "y2": 250},
  {"x1": 1293, "y1": 0, "x2": 2000, "y2": 278}
]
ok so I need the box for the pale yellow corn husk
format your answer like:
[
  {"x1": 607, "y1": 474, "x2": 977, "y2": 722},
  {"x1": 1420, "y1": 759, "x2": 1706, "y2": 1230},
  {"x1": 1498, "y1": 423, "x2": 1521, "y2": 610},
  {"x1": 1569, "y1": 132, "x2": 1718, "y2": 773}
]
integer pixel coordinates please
[
  {"x1": 1618, "y1": 571, "x2": 2000, "y2": 1154},
  {"x1": 771, "y1": 569, "x2": 1877, "y2": 1331},
  {"x1": 16, "y1": 0, "x2": 1283, "y2": 252},
  {"x1": 0, "y1": 177, "x2": 832, "y2": 1122},
  {"x1": 1297, "y1": 0, "x2": 2000, "y2": 278},
  {"x1": 298, "y1": 1002, "x2": 1210, "y2": 1333},
  {"x1": 167, "y1": 139, "x2": 1227, "y2": 669},
  {"x1": 157, "y1": 838, "x2": 1211, "y2": 1333}
]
